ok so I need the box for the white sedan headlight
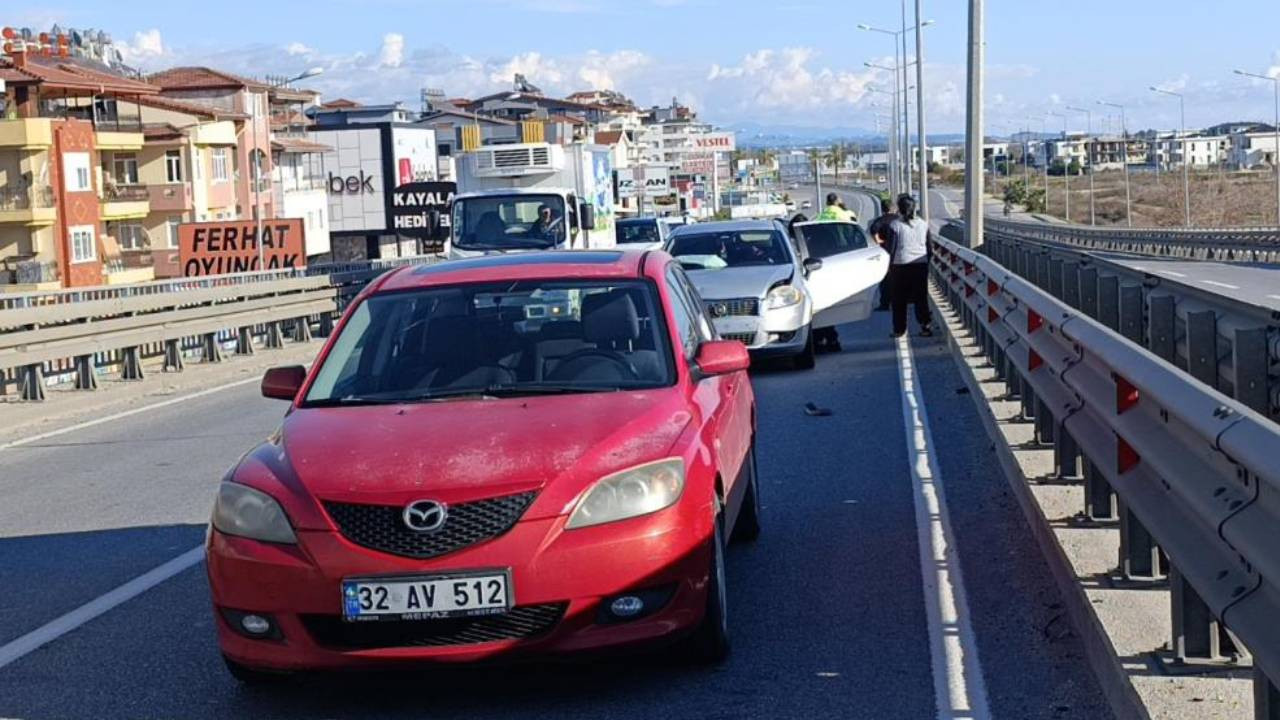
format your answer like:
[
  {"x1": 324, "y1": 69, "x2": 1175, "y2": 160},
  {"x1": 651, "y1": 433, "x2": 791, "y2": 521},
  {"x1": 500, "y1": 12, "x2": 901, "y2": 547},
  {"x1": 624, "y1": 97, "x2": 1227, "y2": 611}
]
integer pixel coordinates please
[
  {"x1": 566, "y1": 458, "x2": 685, "y2": 529},
  {"x1": 764, "y1": 283, "x2": 804, "y2": 310},
  {"x1": 212, "y1": 482, "x2": 297, "y2": 544}
]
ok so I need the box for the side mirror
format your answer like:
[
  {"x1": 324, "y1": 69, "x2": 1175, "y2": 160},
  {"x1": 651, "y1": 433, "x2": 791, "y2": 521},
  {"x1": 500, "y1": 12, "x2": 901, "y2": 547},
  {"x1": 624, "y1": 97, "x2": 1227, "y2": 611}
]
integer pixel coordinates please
[
  {"x1": 802, "y1": 257, "x2": 823, "y2": 275},
  {"x1": 262, "y1": 365, "x2": 307, "y2": 401},
  {"x1": 694, "y1": 340, "x2": 750, "y2": 377},
  {"x1": 579, "y1": 202, "x2": 596, "y2": 231}
]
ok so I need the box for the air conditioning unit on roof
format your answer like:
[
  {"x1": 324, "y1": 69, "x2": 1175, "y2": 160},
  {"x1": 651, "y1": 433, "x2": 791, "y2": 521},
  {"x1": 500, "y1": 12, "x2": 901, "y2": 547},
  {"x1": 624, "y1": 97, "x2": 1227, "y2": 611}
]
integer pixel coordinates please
[{"x1": 470, "y1": 142, "x2": 562, "y2": 177}]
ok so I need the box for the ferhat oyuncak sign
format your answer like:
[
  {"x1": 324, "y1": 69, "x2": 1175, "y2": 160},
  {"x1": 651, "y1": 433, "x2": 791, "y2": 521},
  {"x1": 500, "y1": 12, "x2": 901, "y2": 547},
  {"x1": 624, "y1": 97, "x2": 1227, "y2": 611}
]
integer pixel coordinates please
[
  {"x1": 391, "y1": 181, "x2": 456, "y2": 250},
  {"x1": 178, "y1": 219, "x2": 306, "y2": 276}
]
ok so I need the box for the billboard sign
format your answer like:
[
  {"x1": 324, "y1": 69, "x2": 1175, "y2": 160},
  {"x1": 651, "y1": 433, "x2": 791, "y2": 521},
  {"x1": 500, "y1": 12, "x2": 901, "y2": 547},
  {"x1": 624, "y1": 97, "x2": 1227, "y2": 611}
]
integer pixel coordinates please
[
  {"x1": 616, "y1": 168, "x2": 637, "y2": 199},
  {"x1": 390, "y1": 181, "x2": 456, "y2": 251},
  {"x1": 643, "y1": 166, "x2": 670, "y2": 198},
  {"x1": 689, "y1": 132, "x2": 736, "y2": 153},
  {"x1": 178, "y1": 219, "x2": 306, "y2": 276},
  {"x1": 680, "y1": 153, "x2": 715, "y2": 175}
]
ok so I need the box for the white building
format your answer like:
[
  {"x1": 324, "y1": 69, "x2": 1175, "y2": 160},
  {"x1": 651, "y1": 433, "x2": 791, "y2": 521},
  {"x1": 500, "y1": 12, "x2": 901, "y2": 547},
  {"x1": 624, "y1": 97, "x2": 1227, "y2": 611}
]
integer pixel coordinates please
[{"x1": 1230, "y1": 131, "x2": 1279, "y2": 169}]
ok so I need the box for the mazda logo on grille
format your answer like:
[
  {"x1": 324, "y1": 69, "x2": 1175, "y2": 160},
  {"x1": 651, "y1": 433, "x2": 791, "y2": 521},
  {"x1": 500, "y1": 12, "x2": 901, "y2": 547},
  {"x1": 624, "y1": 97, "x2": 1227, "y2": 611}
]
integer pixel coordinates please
[
  {"x1": 710, "y1": 302, "x2": 728, "y2": 318},
  {"x1": 403, "y1": 499, "x2": 448, "y2": 532}
]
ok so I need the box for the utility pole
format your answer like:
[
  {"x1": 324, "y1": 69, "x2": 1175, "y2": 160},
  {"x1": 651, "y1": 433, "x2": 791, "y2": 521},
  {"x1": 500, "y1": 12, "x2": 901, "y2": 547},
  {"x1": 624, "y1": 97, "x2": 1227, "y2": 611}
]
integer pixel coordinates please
[
  {"x1": 900, "y1": 0, "x2": 911, "y2": 195},
  {"x1": 1234, "y1": 69, "x2": 1280, "y2": 227},
  {"x1": 914, "y1": 0, "x2": 929, "y2": 219},
  {"x1": 963, "y1": 0, "x2": 984, "y2": 248},
  {"x1": 1048, "y1": 110, "x2": 1068, "y2": 221},
  {"x1": 1067, "y1": 105, "x2": 1096, "y2": 225},
  {"x1": 1150, "y1": 87, "x2": 1191, "y2": 227},
  {"x1": 1100, "y1": 100, "x2": 1132, "y2": 227}
]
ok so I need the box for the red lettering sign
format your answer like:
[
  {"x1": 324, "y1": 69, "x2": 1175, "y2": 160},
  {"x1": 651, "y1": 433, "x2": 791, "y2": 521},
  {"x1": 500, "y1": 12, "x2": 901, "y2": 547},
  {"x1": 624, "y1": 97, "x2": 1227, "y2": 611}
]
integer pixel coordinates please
[{"x1": 177, "y1": 219, "x2": 307, "y2": 277}]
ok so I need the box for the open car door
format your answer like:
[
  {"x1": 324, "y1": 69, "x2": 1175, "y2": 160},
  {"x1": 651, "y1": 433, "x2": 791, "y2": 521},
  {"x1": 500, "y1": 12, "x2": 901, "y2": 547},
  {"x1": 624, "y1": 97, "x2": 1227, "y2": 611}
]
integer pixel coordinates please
[{"x1": 794, "y1": 221, "x2": 889, "y2": 329}]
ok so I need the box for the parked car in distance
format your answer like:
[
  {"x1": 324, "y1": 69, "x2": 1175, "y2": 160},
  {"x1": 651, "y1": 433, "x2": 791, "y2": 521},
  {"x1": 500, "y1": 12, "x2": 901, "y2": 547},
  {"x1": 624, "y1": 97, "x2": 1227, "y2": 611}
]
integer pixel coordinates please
[
  {"x1": 664, "y1": 219, "x2": 885, "y2": 369},
  {"x1": 207, "y1": 249, "x2": 760, "y2": 680},
  {"x1": 800, "y1": 200, "x2": 812, "y2": 210}
]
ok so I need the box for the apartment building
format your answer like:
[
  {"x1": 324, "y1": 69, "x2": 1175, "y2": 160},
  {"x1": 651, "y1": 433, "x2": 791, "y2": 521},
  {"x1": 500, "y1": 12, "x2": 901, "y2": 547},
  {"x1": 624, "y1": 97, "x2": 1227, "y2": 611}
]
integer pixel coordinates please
[
  {"x1": 1229, "y1": 130, "x2": 1279, "y2": 169},
  {"x1": 1148, "y1": 134, "x2": 1230, "y2": 169},
  {"x1": 0, "y1": 50, "x2": 158, "y2": 290}
]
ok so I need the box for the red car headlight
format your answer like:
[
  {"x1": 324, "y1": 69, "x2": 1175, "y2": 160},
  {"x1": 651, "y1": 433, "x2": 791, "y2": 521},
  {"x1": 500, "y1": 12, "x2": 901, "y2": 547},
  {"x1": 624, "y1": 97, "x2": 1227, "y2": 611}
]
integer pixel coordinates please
[
  {"x1": 566, "y1": 458, "x2": 686, "y2": 530},
  {"x1": 211, "y1": 481, "x2": 297, "y2": 544}
]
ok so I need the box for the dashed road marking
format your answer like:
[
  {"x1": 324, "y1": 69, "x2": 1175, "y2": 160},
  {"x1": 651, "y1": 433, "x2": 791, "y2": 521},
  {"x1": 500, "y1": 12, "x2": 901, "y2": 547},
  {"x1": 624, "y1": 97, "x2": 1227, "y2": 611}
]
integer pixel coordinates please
[
  {"x1": 1200, "y1": 280, "x2": 1240, "y2": 290},
  {"x1": 894, "y1": 336, "x2": 992, "y2": 720},
  {"x1": 0, "y1": 545, "x2": 205, "y2": 670},
  {"x1": 1161, "y1": 270, "x2": 1187, "y2": 278}
]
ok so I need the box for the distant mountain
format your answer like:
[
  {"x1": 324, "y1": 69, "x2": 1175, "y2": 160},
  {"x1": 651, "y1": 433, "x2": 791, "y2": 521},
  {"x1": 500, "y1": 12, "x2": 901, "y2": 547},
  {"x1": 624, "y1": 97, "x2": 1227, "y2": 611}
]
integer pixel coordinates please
[{"x1": 721, "y1": 121, "x2": 968, "y2": 149}]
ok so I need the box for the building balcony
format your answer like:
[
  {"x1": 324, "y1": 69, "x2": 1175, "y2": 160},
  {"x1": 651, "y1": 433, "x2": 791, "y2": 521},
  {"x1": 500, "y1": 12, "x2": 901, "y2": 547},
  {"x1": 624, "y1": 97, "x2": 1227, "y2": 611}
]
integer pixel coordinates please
[
  {"x1": 148, "y1": 183, "x2": 194, "y2": 212},
  {"x1": 100, "y1": 184, "x2": 150, "y2": 221},
  {"x1": 0, "y1": 185, "x2": 57, "y2": 225},
  {"x1": 0, "y1": 118, "x2": 54, "y2": 148},
  {"x1": 95, "y1": 129, "x2": 145, "y2": 151}
]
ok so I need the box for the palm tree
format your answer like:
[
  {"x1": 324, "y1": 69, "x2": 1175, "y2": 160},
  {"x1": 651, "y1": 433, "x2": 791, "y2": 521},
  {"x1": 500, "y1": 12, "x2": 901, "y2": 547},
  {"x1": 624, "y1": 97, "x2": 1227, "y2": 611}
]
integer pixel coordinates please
[{"x1": 828, "y1": 143, "x2": 847, "y2": 183}]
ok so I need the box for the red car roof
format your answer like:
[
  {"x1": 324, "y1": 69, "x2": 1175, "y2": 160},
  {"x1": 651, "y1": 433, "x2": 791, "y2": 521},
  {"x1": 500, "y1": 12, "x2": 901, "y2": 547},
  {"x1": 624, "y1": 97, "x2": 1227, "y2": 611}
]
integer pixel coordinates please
[{"x1": 374, "y1": 250, "x2": 659, "y2": 293}]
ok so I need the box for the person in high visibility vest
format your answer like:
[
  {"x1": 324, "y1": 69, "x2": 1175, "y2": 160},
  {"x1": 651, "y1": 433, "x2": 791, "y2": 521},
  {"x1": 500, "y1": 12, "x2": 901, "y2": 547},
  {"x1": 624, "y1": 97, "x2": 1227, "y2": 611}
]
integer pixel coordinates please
[{"x1": 814, "y1": 193, "x2": 855, "y2": 222}]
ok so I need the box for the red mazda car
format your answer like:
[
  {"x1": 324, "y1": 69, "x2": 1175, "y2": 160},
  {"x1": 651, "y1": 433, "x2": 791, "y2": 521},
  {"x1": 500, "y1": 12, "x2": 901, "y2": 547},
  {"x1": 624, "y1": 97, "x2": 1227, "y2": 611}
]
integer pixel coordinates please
[{"x1": 207, "y1": 249, "x2": 760, "y2": 679}]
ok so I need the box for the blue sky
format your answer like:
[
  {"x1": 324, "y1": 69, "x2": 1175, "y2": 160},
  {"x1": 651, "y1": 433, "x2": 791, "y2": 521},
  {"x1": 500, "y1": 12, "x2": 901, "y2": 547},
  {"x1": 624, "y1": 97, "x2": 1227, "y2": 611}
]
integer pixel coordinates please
[{"x1": 12, "y1": 1, "x2": 1280, "y2": 135}]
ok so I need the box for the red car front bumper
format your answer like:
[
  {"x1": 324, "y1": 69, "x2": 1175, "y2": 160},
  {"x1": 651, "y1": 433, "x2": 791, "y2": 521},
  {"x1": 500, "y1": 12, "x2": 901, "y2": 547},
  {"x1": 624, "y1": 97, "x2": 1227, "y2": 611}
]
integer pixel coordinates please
[{"x1": 207, "y1": 503, "x2": 714, "y2": 671}]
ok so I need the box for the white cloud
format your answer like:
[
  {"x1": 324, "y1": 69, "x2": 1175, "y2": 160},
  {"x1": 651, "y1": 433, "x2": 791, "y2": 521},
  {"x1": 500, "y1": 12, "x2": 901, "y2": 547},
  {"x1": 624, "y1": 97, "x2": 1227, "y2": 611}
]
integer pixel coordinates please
[
  {"x1": 378, "y1": 33, "x2": 404, "y2": 68},
  {"x1": 285, "y1": 41, "x2": 312, "y2": 56},
  {"x1": 705, "y1": 47, "x2": 878, "y2": 121},
  {"x1": 118, "y1": 29, "x2": 166, "y2": 64}
]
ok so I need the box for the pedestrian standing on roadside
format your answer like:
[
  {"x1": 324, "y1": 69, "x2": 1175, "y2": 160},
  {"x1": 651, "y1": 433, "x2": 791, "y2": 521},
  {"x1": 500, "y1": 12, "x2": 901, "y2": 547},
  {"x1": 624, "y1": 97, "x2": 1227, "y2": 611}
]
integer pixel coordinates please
[
  {"x1": 869, "y1": 198, "x2": 897, "y2": 311},
  {"x1": 815, "y1": 192, "x2": 854, "y2": 222},
  {"x1": 887, "y1": 194, "x2": 933, "y2": 338}
]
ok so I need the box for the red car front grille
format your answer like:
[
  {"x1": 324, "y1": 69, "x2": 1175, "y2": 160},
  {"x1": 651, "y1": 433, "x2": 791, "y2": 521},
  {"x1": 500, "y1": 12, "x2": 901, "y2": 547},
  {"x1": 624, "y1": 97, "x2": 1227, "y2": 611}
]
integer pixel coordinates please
[
  {"x1": 322, "y1": 491, "x2": 537, "y2": 559},
  {"x1": 301, "y1": 603, "x2": 567, "y2": 649}
]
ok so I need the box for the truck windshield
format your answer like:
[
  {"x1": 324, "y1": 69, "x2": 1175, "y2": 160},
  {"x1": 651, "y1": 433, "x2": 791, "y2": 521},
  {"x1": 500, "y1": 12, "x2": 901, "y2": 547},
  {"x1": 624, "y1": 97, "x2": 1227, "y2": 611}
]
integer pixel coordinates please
[
  {"x1": 302, "y1": 280, "x2": 675, "y2": 405},
  {"x1": 452, "y1": 195, "x2": 567, "y2": 251}
]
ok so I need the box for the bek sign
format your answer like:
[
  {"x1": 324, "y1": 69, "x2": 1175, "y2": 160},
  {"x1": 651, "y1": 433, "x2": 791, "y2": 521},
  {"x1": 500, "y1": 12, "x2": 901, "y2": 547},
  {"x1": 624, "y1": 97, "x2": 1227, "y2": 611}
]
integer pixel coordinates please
[
  {"x1": 690, "y1": 133, "x2": 736, "y2": 153},
  {"x1": 390, "y1": 181, "x2": 456, "y2": 250},
  {"x1": 328, "y1": 171, "x2": 375, "y2": 195},
  {"x1": 643, "y1": 166, "x2": 670, "y2": 198},
  {"x1": 178, "y1": 219, "x2": 306, "y2": 276}
]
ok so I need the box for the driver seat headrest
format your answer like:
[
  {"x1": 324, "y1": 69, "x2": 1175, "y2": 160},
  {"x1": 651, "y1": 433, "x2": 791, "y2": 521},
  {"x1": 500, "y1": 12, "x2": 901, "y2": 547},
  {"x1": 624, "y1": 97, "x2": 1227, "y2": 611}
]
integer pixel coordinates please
[{"x1": 581, "y1": 290, "x2": 640, "y2": 344}]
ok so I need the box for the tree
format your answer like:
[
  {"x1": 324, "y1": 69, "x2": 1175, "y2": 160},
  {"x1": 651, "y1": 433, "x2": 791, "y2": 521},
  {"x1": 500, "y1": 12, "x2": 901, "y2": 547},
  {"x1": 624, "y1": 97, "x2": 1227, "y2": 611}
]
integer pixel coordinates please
[{"x1": 1068, "y1": 158, "x2": 1082, "y2": 177}]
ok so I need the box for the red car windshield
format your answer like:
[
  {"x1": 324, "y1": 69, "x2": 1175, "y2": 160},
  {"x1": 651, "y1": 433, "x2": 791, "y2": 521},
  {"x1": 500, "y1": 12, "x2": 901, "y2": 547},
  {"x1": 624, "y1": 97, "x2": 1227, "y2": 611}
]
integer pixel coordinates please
[{"x1": 304, "y1": 280, "x2": 675, "y2": 405}]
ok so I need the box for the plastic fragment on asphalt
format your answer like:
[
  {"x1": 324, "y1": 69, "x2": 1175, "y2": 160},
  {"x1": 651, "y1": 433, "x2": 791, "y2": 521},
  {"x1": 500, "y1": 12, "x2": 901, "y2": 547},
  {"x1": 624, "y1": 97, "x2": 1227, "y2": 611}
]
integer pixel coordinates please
[{"x1": 803, "y1": 402, "x2": 833, "y2": 417}]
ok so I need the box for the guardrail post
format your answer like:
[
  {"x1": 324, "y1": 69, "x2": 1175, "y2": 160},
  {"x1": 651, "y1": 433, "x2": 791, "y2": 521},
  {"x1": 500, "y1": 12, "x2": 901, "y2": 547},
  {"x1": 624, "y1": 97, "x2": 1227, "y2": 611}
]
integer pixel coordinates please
[
  {"x1": 1082, "y1": 460, "x2": 1117, "y2": 520},
  {"x1": 1055, "y1": 425, "x2": 1080, "y2": 479},
  {"x1": 121, "y1": 347, "x2": 145, "y2": 381},
  {"x1": 1062, "y1": 262, "x2": 1081, "y2": 309},
  {"x1": 319, "y1": 312, "x2": 335, "y2": 337},
  {"x1": 1119, "y1": 503, "x2": 1167, "y2": 581},
  {"x1": 1118, "y1": 285, "x2": 1144, "y2": 344},
  {"x1": 236, "y1": 327, "x2": 256, "y2": 356},
  {"x1": 1080, "y1": 267, "x2": 1099, "y2": 319},
  {"x1": 1170, "y1": 565, "x2": 1239, "y2": 664},
  {"x1": 1148, "y1": 295, "x2": 1176, "y2": 363},
  {"x1": 73, "y1": 354, "x2": 99, "y2": 390},
  {"x1": 19, "y1": 364, "x2": 46, "y2": 401},
  {"x1": 163, "y1": 339, "x2": 184, "y2": 372},
  {"x1": 1186, "y1": 311, "x2": 1219, "y2": 389},
  {"x1": 1035, "y1": 398, "x2": 1056, "y2": 445},
  {"x1": 1021, "y1": 384, "x2": 1038, "y2": 422},
  {"x1": 1257, "y1": 666, "x2": 1280, "y2": 720},
  {"x1": 1048, "y1": 257, "x2": 1064, "y2": 299},
  {"x1": 1233, "y1": 328, "x2": 1271, "y2": 415},
  {"x1": 264, "y1": 321, "x2": 285, "y2": 349},
  {"x1": 294, "y1": 316, "x2": 313, "y2": 343},
  {"x1": 202, "y1": 333, "x2": 224, "y2": 364},
  {"x1": 1098, "y1": 276, "x2": 1120, "y2": 331}
]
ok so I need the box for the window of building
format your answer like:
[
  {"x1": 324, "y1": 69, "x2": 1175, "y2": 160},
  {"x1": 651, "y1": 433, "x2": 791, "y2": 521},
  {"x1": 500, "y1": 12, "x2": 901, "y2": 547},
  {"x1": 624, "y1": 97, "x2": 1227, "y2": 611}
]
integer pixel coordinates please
[
  {"x1": 193, "y1": 149, "x2": 203, "y2": 180},
  {"x1": 69, "y1": 225, "x2": 96, "y2": 263},
  {"x1": 211, "y1": 147, "x2": 230, "y2": 182},
  {"x1": 112, "y1": 153, "x2": 139, "y2": 185},
  {"x1": 116, "y1": 223, "x2": 148, "y2": 250},
  {"x1": 165, "y1": 150, "x2": 183, "y2": 183},
  {"x1": 64, "y1": 152, "x2": 92, "y2": 192},
  {"x1": 166, "y1": 217, "x2": 181, "y2": 248}
]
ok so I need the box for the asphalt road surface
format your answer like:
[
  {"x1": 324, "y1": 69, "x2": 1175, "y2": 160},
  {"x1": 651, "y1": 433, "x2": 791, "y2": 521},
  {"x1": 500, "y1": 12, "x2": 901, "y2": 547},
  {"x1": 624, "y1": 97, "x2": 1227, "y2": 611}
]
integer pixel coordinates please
[{"x1": 0, "y1": 307, "x2": 1116, "y2": 719}]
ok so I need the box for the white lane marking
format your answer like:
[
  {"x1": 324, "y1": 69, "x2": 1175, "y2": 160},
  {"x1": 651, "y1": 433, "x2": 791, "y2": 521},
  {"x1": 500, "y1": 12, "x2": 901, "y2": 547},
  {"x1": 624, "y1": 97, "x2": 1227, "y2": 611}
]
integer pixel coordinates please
[
  {"x1": 1200, "y1": 280, "x2": 1240, "y2": 290},
  {"x1": 894, "y1": 336, "x2": 992, "y2": 720},
  {"x1": 1161, "y1": 271, "x2": 1187, "y2": 278},
  {"x1": 0, "y1": 545, "x2": 205, "y2": 670},
  {"x1": 1, "y1": 376, "x2": 260, "y2": 451},
  {"x1": 1268, "y1": 295, "x2": 1280, "y2": 301}
]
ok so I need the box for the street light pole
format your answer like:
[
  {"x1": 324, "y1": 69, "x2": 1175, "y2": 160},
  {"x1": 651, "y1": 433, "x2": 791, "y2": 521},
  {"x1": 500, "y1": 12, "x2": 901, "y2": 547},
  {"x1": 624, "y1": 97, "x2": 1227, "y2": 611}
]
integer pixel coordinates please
[
  {"x1": 900, "y1": 0, "x2": 911, "y2": 195},
  {"x1": 861, "y1": 20, "x2": 934, "y2": 200},
  {"x1": 1149, "y1": 87, "x2": 1190, "y2": 227},
  {"x1": 914, "y1": 0, "x2": 929, "y2": 218},
  {"x1": 1099, "y1": 100, "x2": 1132, "y2": 227},
  {"x1": 1066, "y1": 105, "x2": 1095, "y2": 225},
  {"x1": 1048, "y1": 110, "x2": 1068, "y2": 221},
  {"x1": 1235, "y1": 69, "x2": 1280, "y2": 227},
  {"x1": 963, "y1": 0, "x2": 984, "y2": 248},
  {"x1": 260, "y1": 67, "x2": 324, "y2": 270},
  {"x1": 867, "y1": 76, "x2": 900, "y2": 198}
]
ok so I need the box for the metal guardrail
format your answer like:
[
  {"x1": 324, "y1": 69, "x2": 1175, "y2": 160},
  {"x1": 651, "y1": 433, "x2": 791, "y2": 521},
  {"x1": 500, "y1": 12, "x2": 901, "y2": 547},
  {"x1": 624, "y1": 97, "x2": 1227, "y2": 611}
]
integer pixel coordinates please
[
  {"x1": 985, "y1": 217, "x2": 1280, "y2": 264},
  {"x1": 0, "y1": 254, "x2": 445, "y2": 400},
  {"x1": 931, "y1": 234, "x2": 1280, "y2": 718},
  {"x1": 943, "y1": 222, "x2": 1280, "y2": 423}
]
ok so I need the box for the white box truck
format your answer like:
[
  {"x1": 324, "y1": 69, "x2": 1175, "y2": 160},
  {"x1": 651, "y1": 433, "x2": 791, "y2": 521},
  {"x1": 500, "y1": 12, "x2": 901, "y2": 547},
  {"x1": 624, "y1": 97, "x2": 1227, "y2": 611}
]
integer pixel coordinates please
[{"x1": 448, "y1": 142, "x2": 617, "y2": 258}]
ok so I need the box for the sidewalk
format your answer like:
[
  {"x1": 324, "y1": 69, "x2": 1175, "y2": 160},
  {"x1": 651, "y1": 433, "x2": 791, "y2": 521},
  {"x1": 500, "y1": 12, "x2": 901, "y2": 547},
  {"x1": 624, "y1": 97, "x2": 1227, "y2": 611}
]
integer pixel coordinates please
[{"x1": 0, "y1": 340, "x2": 323, "y2": 447}]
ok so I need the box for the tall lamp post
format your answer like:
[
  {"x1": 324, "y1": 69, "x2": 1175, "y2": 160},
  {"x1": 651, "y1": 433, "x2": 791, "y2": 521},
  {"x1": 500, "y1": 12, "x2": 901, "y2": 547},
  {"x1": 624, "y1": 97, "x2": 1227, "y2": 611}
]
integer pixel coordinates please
[
  {"x1": 1047, "y1": 110, "x2": 1069, "y2": 221},
  {"x1": 860, "y1": 19, "x2": 935, "y2": 197},
  {"x1": 913, "y1": 0, "x2": 929, "y2": 219},
  {"x1": 1234, "y1": 69, "x2": 1280, "y2": 227},
  {"x1": 1150, "y1": 86, "x2": 1190, "y2": 227},
  {"x1": 866, "y1": 79, "x2": 900, "y2": 197},
  {"x1": 1066, "y1": 105, "x2": 1096, "y2": 225},
  {"x1": 259, "y1": 67, "x2": 324, "y2": 269},
  {"x1": 1098, "y1": 100, "x2": 1132, "y2": 227}
]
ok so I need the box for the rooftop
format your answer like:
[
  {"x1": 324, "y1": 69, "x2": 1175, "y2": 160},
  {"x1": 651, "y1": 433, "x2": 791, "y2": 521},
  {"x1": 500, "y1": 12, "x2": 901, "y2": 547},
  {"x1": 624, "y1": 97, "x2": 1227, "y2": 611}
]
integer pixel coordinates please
[{"x1": 147, "y1": 66, "x2": 268, "y2": 91}]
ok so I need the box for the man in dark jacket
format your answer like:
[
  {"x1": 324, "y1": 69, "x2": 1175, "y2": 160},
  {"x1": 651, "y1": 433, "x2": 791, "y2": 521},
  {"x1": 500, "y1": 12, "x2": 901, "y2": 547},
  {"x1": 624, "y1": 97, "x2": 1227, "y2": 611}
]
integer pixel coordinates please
[{"x1": 869, "y1": 198, "x2": 897, "y2": 311}]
